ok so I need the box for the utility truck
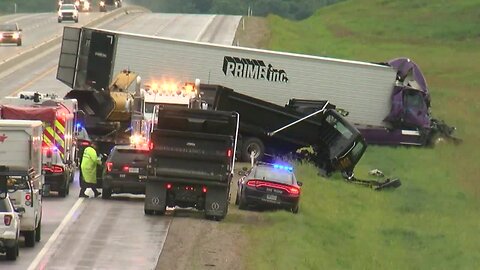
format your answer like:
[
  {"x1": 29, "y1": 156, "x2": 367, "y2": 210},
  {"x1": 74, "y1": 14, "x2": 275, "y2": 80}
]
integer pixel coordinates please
[
  {"x1": 56, "y1": 26, "x2": 458, "y2": 147},
  {"x1": 0, "y1": 93, "x2": 79, "y2": 197},
  {"x1": 0, "y1": 120, "x2": 43, "y2": 247}
]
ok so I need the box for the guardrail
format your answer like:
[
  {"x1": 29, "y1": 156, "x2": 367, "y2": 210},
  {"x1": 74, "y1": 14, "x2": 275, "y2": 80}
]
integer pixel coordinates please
[{"x1": 0, "y1": 6, "x2": 150, "y2": 75}]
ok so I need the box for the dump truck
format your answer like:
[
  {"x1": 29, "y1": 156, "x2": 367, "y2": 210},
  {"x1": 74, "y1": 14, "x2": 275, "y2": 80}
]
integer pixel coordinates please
[
  {"x1": 144, "y1": 108, "x2": 239, "y2": 220},
  {"x1": 56, "y1": 26, "x2": 459, "y2": 147},
  {"x1": 0, "y1": 120, "x2": 43, "y2": 247},
  {"x1": 199, "y1": 84, "x2": 366, "y2": 175}
]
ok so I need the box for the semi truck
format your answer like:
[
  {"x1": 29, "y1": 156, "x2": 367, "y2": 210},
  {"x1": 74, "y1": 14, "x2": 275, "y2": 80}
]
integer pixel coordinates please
[
  {"x1": 144, "y1": 108, "x2": 239, "y2": 220},
  {"x1": 56, "y1": 26, "x2": 458, "y2": 147},
  {"x1": 0, "y1": 120, "x2": 43, "y2": 247}
]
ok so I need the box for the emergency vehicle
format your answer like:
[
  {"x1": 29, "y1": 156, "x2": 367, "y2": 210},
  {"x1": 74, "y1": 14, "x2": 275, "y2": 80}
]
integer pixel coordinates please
[{"x1": 0, "y1": 93, "x2": 79, "y2": 197}]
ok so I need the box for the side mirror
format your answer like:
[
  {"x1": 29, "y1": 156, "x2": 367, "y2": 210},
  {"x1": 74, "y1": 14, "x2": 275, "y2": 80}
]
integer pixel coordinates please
[{"x1": 297, "y1": 181, "x2": 303, "y2": 187}]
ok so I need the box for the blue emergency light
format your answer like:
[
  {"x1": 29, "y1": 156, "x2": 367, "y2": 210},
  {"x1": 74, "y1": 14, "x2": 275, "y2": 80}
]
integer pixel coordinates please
[{"x1": 273, "y1": 164, "x2": 293, "y2": 172}]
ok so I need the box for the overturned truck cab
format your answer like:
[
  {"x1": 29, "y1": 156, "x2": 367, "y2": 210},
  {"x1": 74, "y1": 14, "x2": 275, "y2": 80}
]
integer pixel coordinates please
[{"x1": 144, "y1": 108, "x2": 239, "y2": 221}]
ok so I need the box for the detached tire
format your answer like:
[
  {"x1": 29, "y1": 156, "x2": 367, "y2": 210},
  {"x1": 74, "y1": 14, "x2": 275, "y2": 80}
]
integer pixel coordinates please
[{"x1": 241, "y1": 137, "x2": 264, "y2": 162}]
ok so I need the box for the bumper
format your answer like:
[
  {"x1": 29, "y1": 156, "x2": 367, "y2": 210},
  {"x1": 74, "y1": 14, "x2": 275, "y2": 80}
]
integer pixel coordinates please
[
  {"x1": 0, "y1": 37, "x2": 20, "y2": 43},
  {"x1": 0, "y1": 238, "x2": 17, "y2": 249},
  {"x1": 59, "y1": 15, "x2": 78, "y2": 20},
  {"x1": 103, "y1": 175, "x2": 146, "y2": 194},
  {"x1": 45, "y1": 173, "x2": 67, "y2": 191},
  {"x1": 243, "y1": 188, "x2": 299, "y2": 209}
]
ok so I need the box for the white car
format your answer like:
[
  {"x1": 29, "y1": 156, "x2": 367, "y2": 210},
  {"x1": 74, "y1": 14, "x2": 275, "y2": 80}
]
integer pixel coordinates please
[
  {"x1": 58, "y1": 4, "x2": 79, "y2": 23},
  {"x1": 0, "y1": 194, "x2": 21, "y2": 261}
]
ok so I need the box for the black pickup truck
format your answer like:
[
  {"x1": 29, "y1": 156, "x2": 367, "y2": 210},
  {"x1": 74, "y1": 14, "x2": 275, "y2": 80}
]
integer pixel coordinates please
[
  {"x1": 144, "y1": 108, "x2": 239, "y2": 220},
  {"x1": 199, "y1": 85, "x2": 367, "y2": 175}
]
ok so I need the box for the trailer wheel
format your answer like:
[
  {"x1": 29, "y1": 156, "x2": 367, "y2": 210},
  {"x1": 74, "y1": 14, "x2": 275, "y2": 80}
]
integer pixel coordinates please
[{"x1": 241, "y1": 137, "x2": 264, "y2": 162}]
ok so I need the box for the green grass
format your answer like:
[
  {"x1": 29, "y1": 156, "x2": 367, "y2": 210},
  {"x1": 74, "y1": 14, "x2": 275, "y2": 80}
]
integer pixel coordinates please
[{"x1": 244, "y1": 0, "x2": 480, "y2": 269}]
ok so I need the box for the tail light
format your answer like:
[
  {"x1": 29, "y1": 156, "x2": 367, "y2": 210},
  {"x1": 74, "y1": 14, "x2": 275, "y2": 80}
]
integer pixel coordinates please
[
  {"x1": 246, "y1": 180, "x2": 300, "y2": 196},
  {"x1": 80, "y1": 141, "x2": 91, "y2": 146},
  {"x1": 227, "y1": 148, "x2": 232, "y2": 158},
  {"x1": 43, "y1": 165, "x2": 64, "y2": 173},
  {"x1": 148, "y1": 141, "x2": 154, "y2": 150},
  {"x1": 25, "y1": 193, "x2": 31, "y2": 201},
  {"x1": 4, "y1": 214, "x2": 13, "y2": 226},
  {"x1": 166, "y1": 183, "x2": 172, "y2": 190},
  {"x1": 202, "y1": 186, "x2": 208, "y2": 193},
  {"x1": 106, "y1": 162, "x2": 113, "y2": 172},
  {"x1": 122, "y1": 165, "x2": 129, "y2": 172}
]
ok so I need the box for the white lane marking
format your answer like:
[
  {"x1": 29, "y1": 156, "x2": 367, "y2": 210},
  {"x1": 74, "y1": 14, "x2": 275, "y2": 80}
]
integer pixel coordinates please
[
  {"x1": 27, "y1": 198, "x2": 85, "y2": 270},
  {"x1": 195, "y1": 15, "x2": 217, "y2": 41}
]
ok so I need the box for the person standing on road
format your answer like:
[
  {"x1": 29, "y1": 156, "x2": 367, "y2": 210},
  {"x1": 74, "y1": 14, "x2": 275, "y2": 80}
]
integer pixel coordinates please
[{"x1": 79, "y1": 141, "x2": 102, "y2": 198}]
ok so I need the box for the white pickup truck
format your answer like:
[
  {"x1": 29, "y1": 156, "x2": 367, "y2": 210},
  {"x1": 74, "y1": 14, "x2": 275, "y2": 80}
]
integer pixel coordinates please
[{"x1": 0, "y1": 120, "x2": 43, "y2": 247}]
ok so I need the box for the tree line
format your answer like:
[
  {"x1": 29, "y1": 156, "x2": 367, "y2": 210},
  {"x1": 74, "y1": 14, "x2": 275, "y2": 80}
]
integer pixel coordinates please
[
  {"x1": 0, "y1": 0, "x2": 343, "y2": 20},
  {"x1": 129, "y1": 0, "x2": 344, "y2": 20}
]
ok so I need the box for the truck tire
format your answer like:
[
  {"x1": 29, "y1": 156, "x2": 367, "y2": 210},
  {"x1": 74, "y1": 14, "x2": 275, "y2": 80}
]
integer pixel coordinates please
[
  {"x1": 241, "y1": 137, "x2": 264, "y2": 162},
  {"x1": 24, "y1": 229, "x2": 36, "y2": 247},
  {"x1": 5, "y1": 241, "x2": 18, "y2": 261}
]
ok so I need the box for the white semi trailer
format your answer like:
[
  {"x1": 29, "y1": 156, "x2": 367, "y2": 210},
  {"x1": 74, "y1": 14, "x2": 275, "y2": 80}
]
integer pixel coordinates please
[{"x1": 57, "y1": 26, "x2": 458, "y2": 146}]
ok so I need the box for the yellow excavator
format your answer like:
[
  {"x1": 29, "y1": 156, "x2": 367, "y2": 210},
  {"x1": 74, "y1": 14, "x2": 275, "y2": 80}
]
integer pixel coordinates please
[{"x1": 65, "y1": 69, "x2": 141, "y2": 155}]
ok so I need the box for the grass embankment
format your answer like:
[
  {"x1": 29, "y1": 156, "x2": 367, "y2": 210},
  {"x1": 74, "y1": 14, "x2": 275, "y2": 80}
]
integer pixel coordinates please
[{"x1": 243, "y1": 1, "x2": 480, "y2": 269}]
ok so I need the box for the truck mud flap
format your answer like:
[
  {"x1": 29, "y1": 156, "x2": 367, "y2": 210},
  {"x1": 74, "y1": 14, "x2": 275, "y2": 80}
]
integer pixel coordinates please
[
  {"x1": 204, "y1": 186, "x2": 229, "y2": 220},
  {"x1": 144, "y1": 182, "x2": 167, "y2": 213}
]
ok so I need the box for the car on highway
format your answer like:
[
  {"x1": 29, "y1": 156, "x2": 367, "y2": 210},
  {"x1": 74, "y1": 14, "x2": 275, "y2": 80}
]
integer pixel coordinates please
[
  {"x1": 0, "y1": 194, "x2": 21, "y2": 261},
  {"x1": 101, "y1": 145, "x2": 149, "y2": 199},
  {"x1": 236, "y1": 162, "x2": 302, "y2": 213},
  {"x1": 0, "y1": 23, "x2": 22, "y2": 46},
  {"x1": 98, "y1": 0, "x2": 107, "y2": 12},
  {"x1": 42, "y1": 148, "x2": 72, "y2": 197},
  {"x1": 58, "y1": 3, "x2": 79, "y2": 23}
]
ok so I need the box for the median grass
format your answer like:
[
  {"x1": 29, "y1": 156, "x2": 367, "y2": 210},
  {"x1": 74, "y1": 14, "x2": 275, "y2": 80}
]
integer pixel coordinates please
[{"x1": 243, "y1": 0, "x2": 480, "y2": 269}]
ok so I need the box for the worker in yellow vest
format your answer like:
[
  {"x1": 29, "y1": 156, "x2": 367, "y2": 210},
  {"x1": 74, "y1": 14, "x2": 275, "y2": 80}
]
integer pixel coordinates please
[{"x1": 79, "y1": 141, "x2": 102, "y2": 198}]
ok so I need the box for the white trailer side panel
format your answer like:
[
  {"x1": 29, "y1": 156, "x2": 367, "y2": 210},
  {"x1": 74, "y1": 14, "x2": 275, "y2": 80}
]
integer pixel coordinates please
[
  {"x1": 111, "y1": 32, "x2": 396, "y2": 127},
  {"x1": 0, "y1": 120, "x2": 43, "y2": 176}
]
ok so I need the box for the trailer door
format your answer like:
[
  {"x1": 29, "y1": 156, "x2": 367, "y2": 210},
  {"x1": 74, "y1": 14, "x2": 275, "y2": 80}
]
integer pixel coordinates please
[
  {"x1": 86, "y1": 31, "x2": 116, "y2": 91},
  {"x1": 57, "y1": 27, "x2": 81, "y2": 88}
]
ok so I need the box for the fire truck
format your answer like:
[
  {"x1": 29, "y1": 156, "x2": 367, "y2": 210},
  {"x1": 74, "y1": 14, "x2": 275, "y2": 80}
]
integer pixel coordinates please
[{"x1": 0, "y1": 93, "x2": 79, "y2": 197}]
